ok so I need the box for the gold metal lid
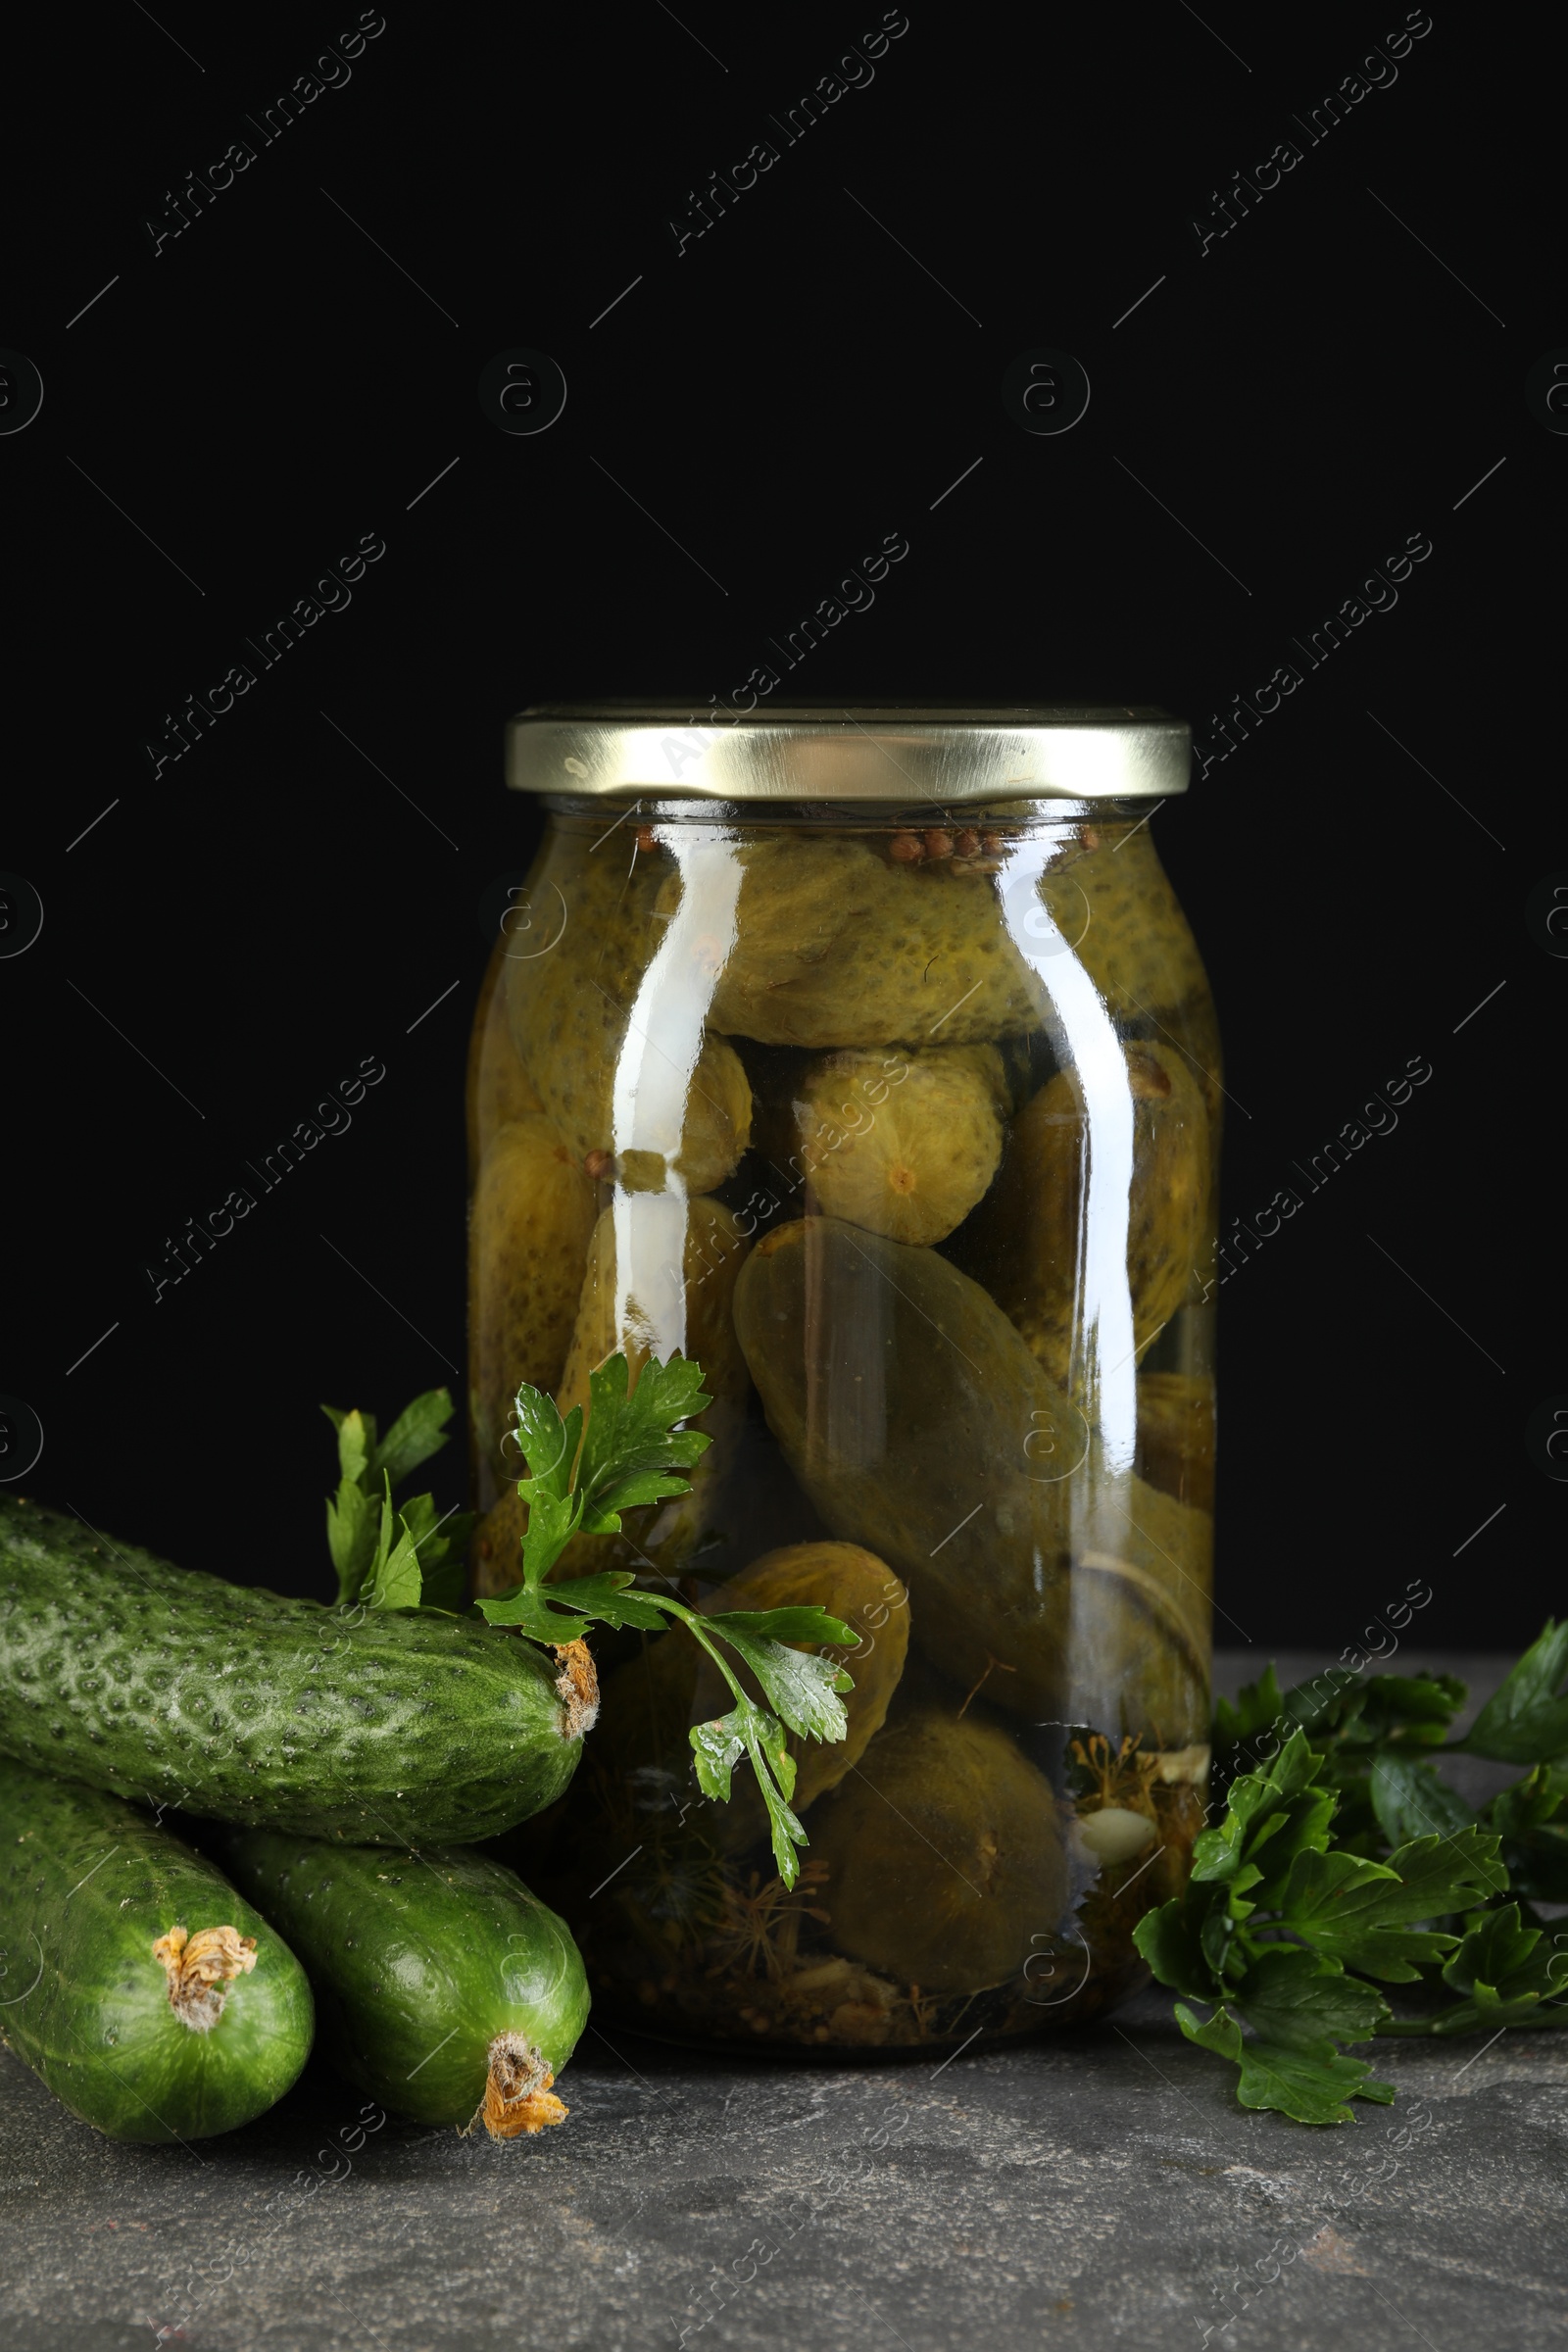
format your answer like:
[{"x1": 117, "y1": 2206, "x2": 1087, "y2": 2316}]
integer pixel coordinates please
[{"x1": 505, "y1": 704, "x2": 1190, "y2": 803}]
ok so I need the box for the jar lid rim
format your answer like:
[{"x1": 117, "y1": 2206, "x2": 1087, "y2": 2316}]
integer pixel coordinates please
[{"x1": 505, "y1": 706, "x2": 1191, "y2": 802}]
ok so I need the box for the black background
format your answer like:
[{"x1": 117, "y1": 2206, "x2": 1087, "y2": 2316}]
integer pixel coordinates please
[{"x1": 3, "y1": 3, "x2": 1554, "y2": 1658}]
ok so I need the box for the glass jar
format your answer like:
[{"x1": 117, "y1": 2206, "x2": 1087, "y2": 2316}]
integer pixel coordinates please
[{"x1": 468, "y1": 708, "x2": 1219, "y2": 2052}]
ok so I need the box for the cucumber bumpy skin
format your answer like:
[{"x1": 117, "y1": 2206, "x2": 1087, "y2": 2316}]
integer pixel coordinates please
[
  {"x1": 0, "y1": 1758, "x2": 313, "y2": 2142},
  {"x1": 0, "y1": 1496, "x2": 597, "y2": 1845},
  {"x1": 224, "y1": 1832, "x2": 589, "y2": 2135}
]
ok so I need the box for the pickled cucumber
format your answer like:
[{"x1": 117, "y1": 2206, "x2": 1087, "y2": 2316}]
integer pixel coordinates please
[
  {"x1": 732, "y1": 1217, "x2": 1209, "y2": 1739},
  {"x1": 676, "y1": 822, "x2": 1207, "y2": 1052},
  {"x1": 507, "y1": 829, "x2": 752, "y2": 1191},
  {"x1": 1047, "y1": 824, "x2": 1212, "y2": 1028},
  {"x1": 972, "y1": 1040, "x2": 1209, "y2": 1392},
  {"x1": 466, "y1": 936, "x2": 544, "y2": 1178},
  {"x1": 808, "y1": 1703, "x2": 1066, "y2": 1993},
  {"x1": 733, "y1": 1213, "x2": 1073, "y2": 1655},
  {"x1": 467, "y1": 1115, "x2": 596, "y2": 1492},
  {"x1": 1052, "y1": 826, "x2": 1222, "y2": 1268},
  {"x1": 784, "y1": 1045, "x2": 1008, "y2": 1246},
  {"x1": 1161, "y1": 985, "x2": 1224, "y2": 1139},
  {"x1": 684, "y1": 835, "x2": 1046, "y2": 1046},
  {"x1": 1136, "y1": 1370, "x2": 1216, "y2": 1515},
  {"x1": 1160, "y1": 987, "x2": 1225, "y2": 1251}
]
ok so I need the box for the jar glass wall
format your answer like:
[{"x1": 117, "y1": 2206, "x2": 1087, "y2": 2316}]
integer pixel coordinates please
[{"x1": 469, "y1": 788, "x2": 1219, "y2": 2051}]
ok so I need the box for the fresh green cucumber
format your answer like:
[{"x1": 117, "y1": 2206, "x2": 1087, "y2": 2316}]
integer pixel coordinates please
[
  {"x1": 224, "y1": 1831, "x2": 589, "y2": 2133},
  {"x1": 0, "y1": 1758, "x2": 313, "y2": 2142},
  {"x1": 0, "y1": 1494, "x2": 596, "y2": 1845}
]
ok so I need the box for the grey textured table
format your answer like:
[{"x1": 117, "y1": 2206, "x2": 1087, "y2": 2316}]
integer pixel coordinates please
[{"x1": 5, "y1": 1656, "x2": 1564, "y2": 2352}]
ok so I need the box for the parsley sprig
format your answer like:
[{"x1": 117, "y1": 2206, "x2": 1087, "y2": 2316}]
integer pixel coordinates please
[
  {"x1": 1137, "y1": 1625, "x2": 1568, "y2": 2124},
  {"x1": 322, "y1": 1389, "x2": 474, "y2": 1614},
  {"x1": 319, "y1": 1358, "x2": 855, "y2": 1885},
  {"x1": 475, "y1": 1352, "x2": 855, "y2": 1889}
]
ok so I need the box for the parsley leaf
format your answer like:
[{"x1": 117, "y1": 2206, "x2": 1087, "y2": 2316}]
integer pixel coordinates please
[
  {"x1": 688, "y1": 1709, "x2": 749, "y2": 1804},
  {"x1": 689, "y1": 1695, "x2": 807, "y2": 1881},
  {"x1": 367, "y1": 1390, "x2": 455, "y2": 1493},
  {"x1": 1439, "y1": 1902, "x2": 1568, "y2": 2029},
  {"x1": 472, "y1": 1361, "x2": 704, "y2": 1608},
  {"x1": 324, "y1": 1478, "x2": 376, "y2": 1604},
  {"x1": 705, "y1": 1610, "x2": 856, "y2": 1745},
  {"x1": 574, "y1": 1353, "x2": 712, "y2": 1531},
  {"x1": 476, "y1": 1353, "x2": 853, "y2": 1887},
  {"x1": 322, "y1": 1402, "x2": 374, "y2": 1483},
  {"x1": 1454, "y1": 1621, "x2": 1568, "y2": 1765},
  {"x1": 1135, "y1": 1879, "x2": 1231, "y2": 2004},
  {"x1": 1478, "y1": 1764, "x2": 1568, "y2": 1904},
  {"x1": 323, "y1": 1406, "x2": 379, "y2": 1602},
  {"x1": 1148, "y1": 1630, "x2": 1568, "y2": 2124},
  {"x1": 485, "y1": 1571, "x2": 671, "y2": 1642},
  {"x1": 1368, "y1": 1754, "x2": 1476, "y2": 1848},
  {"x1": 1176, "y1": 2003, "x2": 1395, "y2": 2127},
  {"x1": 515, "y1": 1482, "x2": 581, "y2": 1594},
  {"x1": 1189, "y1": 1728, "x2": 1330, "y2": 1893},
  {"x1": 1353, "y1": 1672, "x2": 1469, "y2": 1745},
  {"x1": 390, "y1": 1490, "x2": 474, "y2": 1614},
  {"x1": 1211, "y1": 1662, "x2": 1288, "y2": 1755},
  {"x1": 361, "y1": 1478, "x2": 424, "y2": 1612},
  {"x1": 1230, "y1": 1945, "x2": 1390, "y2": 2051},
  {"x1": 320, "y1": 1388, "x2": 471, "y2": 1612},
  {"x1": 1273, "y1": 1831, "x2": 1503, "y2": 1982}
]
